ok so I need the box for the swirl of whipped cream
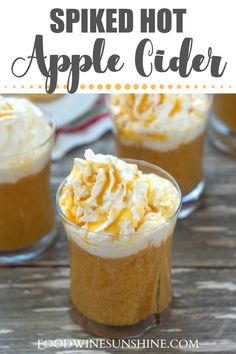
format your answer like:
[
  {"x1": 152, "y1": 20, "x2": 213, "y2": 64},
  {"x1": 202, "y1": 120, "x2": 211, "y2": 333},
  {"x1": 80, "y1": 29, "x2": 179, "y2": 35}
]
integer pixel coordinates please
[
  {"x1": 59, "y1": 149, "x2": 180, "y2": 238},
  {"x1": 110, "y1": 94, "x2": 210, "y2": 151},
  {"x1": 0, "y1": 96, "x2": 53, "y2": 183},
  {"x1": 0, "y1": 96, "x2": 52, "y2": 157}
]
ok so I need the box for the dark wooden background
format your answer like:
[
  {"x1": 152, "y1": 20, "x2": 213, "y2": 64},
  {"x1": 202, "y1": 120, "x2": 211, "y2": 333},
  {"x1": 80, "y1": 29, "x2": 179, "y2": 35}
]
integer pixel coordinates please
[{"x1": 0, "y1": 132, "x2": 236, "y2": 354}]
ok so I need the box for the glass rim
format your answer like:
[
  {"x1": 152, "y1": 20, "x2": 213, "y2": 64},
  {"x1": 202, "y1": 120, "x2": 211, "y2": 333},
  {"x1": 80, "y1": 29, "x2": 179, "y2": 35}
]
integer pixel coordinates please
[
  {"x1": 56, "y1": 158, "x2": 182, "y2": 240},
  {"x1": 0, "y1": 116, "x2": 56, "y2": 160}
]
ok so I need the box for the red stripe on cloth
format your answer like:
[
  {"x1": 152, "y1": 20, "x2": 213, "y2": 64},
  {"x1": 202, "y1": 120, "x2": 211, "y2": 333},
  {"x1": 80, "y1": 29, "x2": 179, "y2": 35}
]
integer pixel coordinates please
[
  {"x1": 94, "y1": 94, "x2": 106, "y2": 107},
  {"x1": 56, "y1": 111, "x2": 110, "y2": 136}
]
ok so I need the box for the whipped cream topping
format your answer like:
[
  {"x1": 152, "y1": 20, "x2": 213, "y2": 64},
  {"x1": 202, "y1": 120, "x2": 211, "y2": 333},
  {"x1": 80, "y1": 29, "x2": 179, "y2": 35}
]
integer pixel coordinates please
[
  {"x1": 59, "y1": 150, "x2": 180, "y2": 257},
  {"x1": 0, "y1": 96, "x2": 53, "y2": 183},
  {"x1": 110, "y1": 94, "x2": 210, "y2": 151}
]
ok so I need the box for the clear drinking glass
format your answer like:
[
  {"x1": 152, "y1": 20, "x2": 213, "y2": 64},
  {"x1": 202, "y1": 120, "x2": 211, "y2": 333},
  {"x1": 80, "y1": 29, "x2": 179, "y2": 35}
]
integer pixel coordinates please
[
  {"x1": 108, "y1": 94, "x2": 211, "y2": 219},
  {"x1": 208, "y1": 94, "x2": 236, "y2": 156},
  {"x1": 0, "y1": 119, "x2": 57, "y2": 263},
  {"x1": 57, "y1": 159, "x2": 181, "y2": 338}
]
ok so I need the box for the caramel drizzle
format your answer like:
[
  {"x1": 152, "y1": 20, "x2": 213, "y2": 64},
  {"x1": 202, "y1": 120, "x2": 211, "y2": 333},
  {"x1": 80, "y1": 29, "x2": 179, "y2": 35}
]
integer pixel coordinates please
[
  {"x1": 0, "y1": 103, "x2": 13, "y2": 119},
  {"x1": 62, "y1": 160, "x2": 161, "y2": 237},
  {"x1": 75, "y1": 162, "x2": 123, "y2": 230},
  {"x1": 169, "y1": 99, "x2": 182, "y2": 117}
]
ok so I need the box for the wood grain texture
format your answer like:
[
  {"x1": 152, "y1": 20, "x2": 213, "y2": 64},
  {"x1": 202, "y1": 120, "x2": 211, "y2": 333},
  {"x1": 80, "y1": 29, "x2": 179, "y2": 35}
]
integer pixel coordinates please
[
  {"x1": 0, "y1": 131, "x2": 236, "y2": 353},
  {"x1": 0, "y1": 267, "x2": 236, "y2": 353}
]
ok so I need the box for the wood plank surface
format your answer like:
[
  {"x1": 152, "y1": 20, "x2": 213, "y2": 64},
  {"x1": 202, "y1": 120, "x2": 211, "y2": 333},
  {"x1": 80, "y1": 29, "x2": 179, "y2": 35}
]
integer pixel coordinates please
[{"x1": 0, "y1": 267, "x2": 236, "y2": 353}]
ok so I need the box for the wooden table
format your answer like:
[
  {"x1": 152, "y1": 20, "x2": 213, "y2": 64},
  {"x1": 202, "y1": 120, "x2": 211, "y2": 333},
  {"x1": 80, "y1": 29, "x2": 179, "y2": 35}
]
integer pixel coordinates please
[{"x1": 1, "y1": 133, "x2": 236, "y2": 354}]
